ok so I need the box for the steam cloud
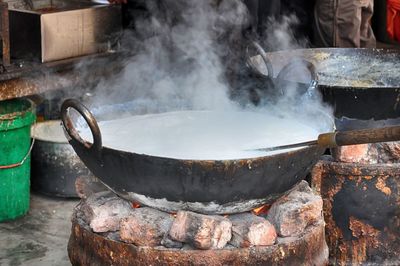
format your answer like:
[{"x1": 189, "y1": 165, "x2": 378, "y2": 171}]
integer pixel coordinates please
[
  {"x1": 260, "y1": 14, "x2": 333, "y2": 131},
  {"x1": 85, "y1": 0, "x2": 249, "y2": 115},
  {"x1": 63, "y1": 0, "x2": 332, "y2": 132},
  {"x1": 264, "y1": 14, "x2": 309, "y2": 51}
]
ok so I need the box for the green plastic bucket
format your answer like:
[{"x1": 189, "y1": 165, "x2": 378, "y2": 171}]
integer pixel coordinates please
[{"x1": 0, "y1": 98, "x2": 36, "y2": 222}]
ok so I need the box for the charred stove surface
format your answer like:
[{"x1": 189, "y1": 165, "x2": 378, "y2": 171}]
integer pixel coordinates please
[
  {"x1": 312, "y1": 157, "x2": 400, "y2": 265},
  {"x1": 332, "y1": 176, "x2": 397, "y2": 240}
]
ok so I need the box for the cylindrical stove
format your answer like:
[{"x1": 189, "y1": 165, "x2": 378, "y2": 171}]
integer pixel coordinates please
[
  {"x1": 68, "y1": 177, "x2": 329, "y2": 266},
  {"x1": 312, "y1": 156, "x2": 400, "y2": 265},
  {"x1": 68, "y1": 217, "x2": 328, "y2": 266}
]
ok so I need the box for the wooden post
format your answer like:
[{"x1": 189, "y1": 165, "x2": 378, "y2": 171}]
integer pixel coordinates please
[{"x1": 0, "y1": 1, "x2": 10, "y2": 66}]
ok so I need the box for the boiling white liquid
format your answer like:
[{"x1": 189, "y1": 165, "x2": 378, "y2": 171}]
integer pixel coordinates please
[{"x1": 80, "y1": 111, "x2": 323, "y2": 160}]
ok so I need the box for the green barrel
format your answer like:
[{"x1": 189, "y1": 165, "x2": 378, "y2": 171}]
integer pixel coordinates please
[{"x1": 0, "y1": 98, "x2": 36, "y2": 222}]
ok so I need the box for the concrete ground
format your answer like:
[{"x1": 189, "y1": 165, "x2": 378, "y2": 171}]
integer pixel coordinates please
[{"x1": 0, "y1": 193, "x2": 79, "y2": 266}]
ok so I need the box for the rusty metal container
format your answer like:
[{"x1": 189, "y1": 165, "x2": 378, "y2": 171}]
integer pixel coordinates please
[
  {"x1": 311, "y1": 156, "x2": 400, "y2": 265},
  {"x1": 9, "y1": 0, "x2": 121, "y2": 62}
]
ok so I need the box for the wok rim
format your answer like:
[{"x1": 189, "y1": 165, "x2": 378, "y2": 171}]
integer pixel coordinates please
[{"x1": 260, "y1": 47, "x2": 400, "y2": 89}]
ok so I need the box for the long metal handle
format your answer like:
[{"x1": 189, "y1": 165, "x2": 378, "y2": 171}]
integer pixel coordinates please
[
  {"x1": 318, "y1": 125, "x2": 400, "y2": 148},
  {"x1": 61, "y1": 99, "x2": 102, "y2": 154},
  {"x1": 252, "y1": 125, "x2": 400, "y2": 152}
]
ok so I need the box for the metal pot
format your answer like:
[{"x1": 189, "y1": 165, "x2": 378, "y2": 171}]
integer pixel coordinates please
[
  {"x1": 31, "y1": 120, "x2": 91, "y2": 197},
  {"x1": 61, "y1": 100, "x2": 400, "y2": 214},
  {"x1": 61, "y1": 99, "x2": 328, "y2": 214},
  {"x1": 251, "y1": 48, "x2": 400, "y2": 121},
  {"x1": 61, "y1": 99, "x2": 400, "y2": 213}
]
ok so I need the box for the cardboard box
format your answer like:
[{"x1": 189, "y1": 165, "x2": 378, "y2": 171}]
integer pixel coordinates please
[{"x1": 9, "y1": 0, "x2": 121, "y2": 62}]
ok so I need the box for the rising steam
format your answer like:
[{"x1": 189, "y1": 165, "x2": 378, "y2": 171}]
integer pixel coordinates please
[
  {"x1": 85, "y1": 0, "x2": 249, "y2": 115},
  {"x1": 69, "y1": 0, "x2": 332, "y2": 133}
]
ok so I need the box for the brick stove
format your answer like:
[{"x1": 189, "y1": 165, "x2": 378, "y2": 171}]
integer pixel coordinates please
[
  {"x1": 311, "y1": 142, "x2": 400, "y2": 265},
  {"x1": 68, "y1": 177, "x2": 329, "y2": 265}
]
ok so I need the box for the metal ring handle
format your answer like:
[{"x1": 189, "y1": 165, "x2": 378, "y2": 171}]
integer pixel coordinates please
[
  {"x1": 61, "y1": 99, "x2": 102, "y2": 154},
  {"x1": 245, "y1": 41, "x2": 274, "y2": 78},
  {"x1": 276, "y1": 58, "x2": 318, "y2": 95},
  {"x1": 276, "y1": 58, "x2": 318, "y2": 83}
]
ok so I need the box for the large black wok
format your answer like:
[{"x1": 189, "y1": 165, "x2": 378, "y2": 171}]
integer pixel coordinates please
[
  {"x1": 250, "y1": 48, "x2": 400, "y2": 121},
  {"x1": 61, "y1": 99, "x2": 400, "y2": 214}
]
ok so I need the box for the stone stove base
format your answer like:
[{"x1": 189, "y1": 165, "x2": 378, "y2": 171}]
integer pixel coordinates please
[
  {"x1": 68, "y1": 178, "x2": 329, "y2": 265},
  {"x1": 68, "y1": 216, "x2": 328, "y2": 266}
]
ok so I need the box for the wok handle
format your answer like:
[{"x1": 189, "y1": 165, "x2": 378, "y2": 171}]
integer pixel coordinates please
[
  {"x1": 245, "y1": 41, "x2": 274, "y2": 78},
  {"x1": 61, "y1": 99, "x2": 102, "y2": 154},
  {"x1": 276, "y1": 58, "x2": 318, "y2": 82},
  {"x1": 275, "y1": 58, "x2": 318, "y2": 96},
  {"x1": 318, "y1": 126, "x2": 400, "y2": 147}
]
